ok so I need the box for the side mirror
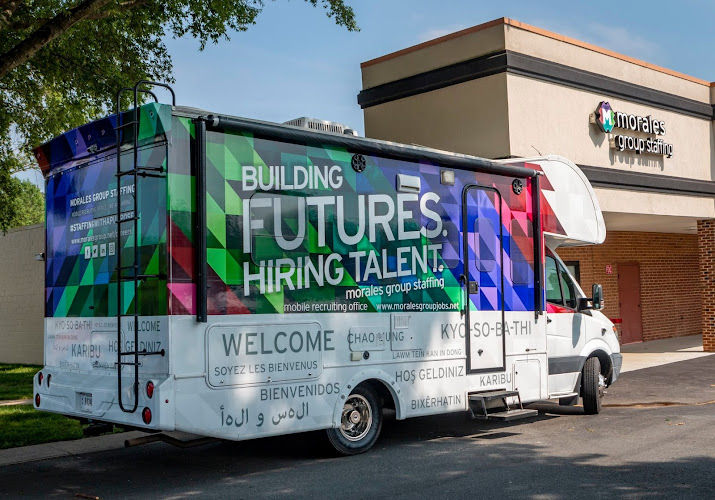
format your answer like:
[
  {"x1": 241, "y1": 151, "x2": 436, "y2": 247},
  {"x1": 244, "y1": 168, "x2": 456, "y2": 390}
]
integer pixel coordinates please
[
  {"x1": 592, "y1": 284, "x2": 603, "y2": 310},
  {"x1": 577, "y1": 297, "x2": 590, "y2": 311},
  {"x1": 577, "y1": 284, "x2": 604, "y2": 312}
]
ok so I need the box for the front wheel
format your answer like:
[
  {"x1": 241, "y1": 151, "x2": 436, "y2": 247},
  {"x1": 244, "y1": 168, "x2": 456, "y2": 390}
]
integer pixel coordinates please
[
  {"x1": 326, "y1": 385, "x2": 382, "y2": 455},
  {"x1": 582, "y1": 356, "x2": 604, "y2": 415}
]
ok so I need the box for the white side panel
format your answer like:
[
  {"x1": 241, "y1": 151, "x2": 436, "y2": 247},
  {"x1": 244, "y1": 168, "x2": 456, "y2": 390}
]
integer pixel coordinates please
[
  {"x1": 170, "y1": 310, "x2": 549, "y2": 439},
  {"x1": 468, "y1": 311, "x2": 505, "y2": 371},
  {"x1": 513, "y1": 359, "x2": 541, "y2": 402},
  {"x1": 37, "y1": 310, "x2": 557, "y2": 438}
]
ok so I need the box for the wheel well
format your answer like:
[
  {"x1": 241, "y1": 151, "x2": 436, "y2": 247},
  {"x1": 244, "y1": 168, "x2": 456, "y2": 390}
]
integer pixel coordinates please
[
  {"x1": 359, "y1": 379, "x2": 396, "y2": 411},
  {"x1": 588, "y1": 350, "x2": 612, "y2": 380}
]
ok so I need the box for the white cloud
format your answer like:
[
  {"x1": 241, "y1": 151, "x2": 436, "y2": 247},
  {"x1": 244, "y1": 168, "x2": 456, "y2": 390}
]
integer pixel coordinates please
[
  {"x1": 584, "y1": 23, "x2": 660, "y2": 61},
  {"x1": 520, "y1": 18, "x2": 661, "y2": 62}
]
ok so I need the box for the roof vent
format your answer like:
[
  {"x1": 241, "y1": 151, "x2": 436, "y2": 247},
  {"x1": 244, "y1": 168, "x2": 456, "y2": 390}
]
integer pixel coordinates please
[{"x1": 283, "y1": 117, "x2": 358, "y2": 136}]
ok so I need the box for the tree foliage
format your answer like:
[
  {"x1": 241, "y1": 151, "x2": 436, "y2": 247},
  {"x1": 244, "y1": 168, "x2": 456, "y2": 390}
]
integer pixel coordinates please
[
  {"x1": 0, "y1": 0, "x2": 357, "y2": 232},
  {"x1": 0, "y1": 177, "x2": 44, "y2": 231}
]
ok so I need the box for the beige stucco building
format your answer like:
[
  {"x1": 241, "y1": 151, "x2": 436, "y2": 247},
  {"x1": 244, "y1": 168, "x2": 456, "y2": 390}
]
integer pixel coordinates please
[
  {"x1": 0, "y1": 224, "x2": 45, "y2": 364},
  {"x1": 359, "y1": 18, "x2": 715, "y2": 350}
]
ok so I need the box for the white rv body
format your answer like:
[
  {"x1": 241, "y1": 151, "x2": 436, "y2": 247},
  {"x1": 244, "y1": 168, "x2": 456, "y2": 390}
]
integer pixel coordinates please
[{"x1": 35, "y1": 105, "x2": 620, "y2": 453}]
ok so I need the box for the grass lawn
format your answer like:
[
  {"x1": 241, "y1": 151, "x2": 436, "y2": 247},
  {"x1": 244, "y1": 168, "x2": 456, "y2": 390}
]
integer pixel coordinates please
[
  {"x1": 0, "y1": 364, "x2": 41, "y2": 400},
  {"x1": 0, "y1": 364, "x2": 122, "y2": 449},
  {"x1": 0, "y1": 405, "x2": 84, "y2": 450}
]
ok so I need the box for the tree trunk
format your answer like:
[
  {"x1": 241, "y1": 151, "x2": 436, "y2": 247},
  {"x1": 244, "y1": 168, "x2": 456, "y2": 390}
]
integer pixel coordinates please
[{"x1": 0, "y1": 0, "x2": 114, "y2": 80}]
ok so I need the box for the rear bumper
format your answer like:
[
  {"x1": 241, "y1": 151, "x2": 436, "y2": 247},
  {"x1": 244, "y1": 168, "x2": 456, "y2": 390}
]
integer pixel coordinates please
[{"x1": 33, "y1": 369, "x2": 174, "y2": 430}]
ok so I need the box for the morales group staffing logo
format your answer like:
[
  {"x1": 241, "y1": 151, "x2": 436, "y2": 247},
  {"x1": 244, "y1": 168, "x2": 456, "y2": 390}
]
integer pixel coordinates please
[
  {"x1": 594, "y1": 101, "x2": 615, "y2": 133},
  {"x1": 590, "y1": 100, "x2": 673, "y2": 157}
]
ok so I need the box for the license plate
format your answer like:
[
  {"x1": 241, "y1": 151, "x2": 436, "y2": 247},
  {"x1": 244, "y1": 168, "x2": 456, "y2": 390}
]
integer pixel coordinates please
[{"x1": 79, "y1": 392, "x2": 92, "y2": 412}]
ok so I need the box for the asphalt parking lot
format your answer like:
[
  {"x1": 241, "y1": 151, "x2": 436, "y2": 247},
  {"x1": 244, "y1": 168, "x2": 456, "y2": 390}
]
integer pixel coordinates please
[{"x1": 1, "y1": 355, "x2": 714, "y2": 499}]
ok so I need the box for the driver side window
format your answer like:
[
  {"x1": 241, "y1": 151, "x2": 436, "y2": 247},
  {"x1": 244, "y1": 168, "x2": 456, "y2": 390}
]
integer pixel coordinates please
[
  {"x1": 546, "y1": 255, "x2": 579, "y2": 309},
  {"x1": 545, "y1": 256, "x2": 562, "y2": 305},
  {"x1": 559, "y1": 264, "x2": 577, "y2": 309}
]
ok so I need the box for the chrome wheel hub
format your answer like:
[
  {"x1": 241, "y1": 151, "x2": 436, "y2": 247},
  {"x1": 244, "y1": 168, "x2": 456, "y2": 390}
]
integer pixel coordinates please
[{"x1": 340, "y1": 394, "x2": 373, "y2": 442}]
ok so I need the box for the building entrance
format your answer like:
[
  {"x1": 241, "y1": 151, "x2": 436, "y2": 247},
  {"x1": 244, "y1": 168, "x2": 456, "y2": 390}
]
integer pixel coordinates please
[{"x1": 618, "y1": 263, "x2": 643, "y2": 344}]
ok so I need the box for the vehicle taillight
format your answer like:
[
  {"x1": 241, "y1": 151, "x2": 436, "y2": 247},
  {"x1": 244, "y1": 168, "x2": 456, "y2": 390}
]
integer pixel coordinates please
[
  {"x1": 47, "y1": 374, "x2": 52, "y2": 387},
  {"x1": 146, "y1": 381, "x2": 154, "y2": 399},
  {"x1": 38, "y1": 372, "x2": 43, "y2": 385},
  {"x1": 35, "y1": 393, "x2": 40, "y2": 407},
  {"x1": 142, "y1": 407, "x2": 152, "y2": 425}
]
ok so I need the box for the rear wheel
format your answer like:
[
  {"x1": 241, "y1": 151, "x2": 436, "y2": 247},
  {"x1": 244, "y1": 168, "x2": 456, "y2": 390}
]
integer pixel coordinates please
[
  {"x1": 582, "y1": 356, "x2": 604, "y2": 415},
  {"x1": 326, "y1": 385, "x2": 382, "y2": 455}
]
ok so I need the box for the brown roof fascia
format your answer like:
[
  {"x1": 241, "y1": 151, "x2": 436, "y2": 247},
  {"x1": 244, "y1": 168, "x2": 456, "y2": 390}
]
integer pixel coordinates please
[
  {"x1": 360, "y1": 17, "x2": 506, "y2": 68},
  {"x1": 361, "y1": 17, "x2": 714, "y2": 88}
]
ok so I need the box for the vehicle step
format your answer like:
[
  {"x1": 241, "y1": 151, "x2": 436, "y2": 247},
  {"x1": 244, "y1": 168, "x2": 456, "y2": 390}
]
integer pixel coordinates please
[
  {"x1": 468, "y1": 390, "x2": 519, "y2": 402},
  {"x1": 485, "y1": 409, "x2": 538, "y2": 421}
]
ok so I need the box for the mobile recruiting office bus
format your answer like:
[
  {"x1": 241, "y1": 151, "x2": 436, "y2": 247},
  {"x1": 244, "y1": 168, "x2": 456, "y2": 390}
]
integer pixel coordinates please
[{"x1": 33, "y1": 83, "x2": 621, "y2": 455}]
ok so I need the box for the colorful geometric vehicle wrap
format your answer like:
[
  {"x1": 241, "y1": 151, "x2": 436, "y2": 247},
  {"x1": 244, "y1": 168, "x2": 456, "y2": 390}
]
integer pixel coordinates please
[{"x1": 37, "y1": 104, "x2": 573, "y2": 320}]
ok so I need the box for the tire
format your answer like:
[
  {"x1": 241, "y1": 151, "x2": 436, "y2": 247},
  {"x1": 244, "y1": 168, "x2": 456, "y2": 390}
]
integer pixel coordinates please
[
  {"x1": 326, "y1": 384, "x2": 382, "y2": 455},
  {"x1": 582, "y1": 356, "x2": 603, "y2": 415}
]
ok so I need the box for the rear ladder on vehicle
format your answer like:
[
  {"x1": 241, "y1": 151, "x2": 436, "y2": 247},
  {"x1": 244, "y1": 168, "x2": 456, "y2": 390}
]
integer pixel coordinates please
[{"x1": 114, "y1": 81, "x2": 174, "y2": 413}]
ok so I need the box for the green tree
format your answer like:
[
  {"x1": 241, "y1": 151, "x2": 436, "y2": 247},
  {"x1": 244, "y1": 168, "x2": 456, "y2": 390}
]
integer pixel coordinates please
[
  {"x1": 0, "y1": 0, "x2": 357, "y2": 232},
  {"x1": 0, "y1": 177, "x2": 45, "y2": 231}
]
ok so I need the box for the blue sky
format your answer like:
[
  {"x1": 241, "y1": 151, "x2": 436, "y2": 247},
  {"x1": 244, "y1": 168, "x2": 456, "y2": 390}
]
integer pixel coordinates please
[
  {"x1": 17, "y1": 0, "x2": 715, "y2": 187},
  {"x1": 161, "y1": 0, "x2": 715, "y2": 135}
]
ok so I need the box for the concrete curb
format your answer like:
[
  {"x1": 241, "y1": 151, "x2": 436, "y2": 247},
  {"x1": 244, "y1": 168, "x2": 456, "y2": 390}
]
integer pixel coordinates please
[{"x1": 0, "y1": 431, "x2": 147, "y2": 467}]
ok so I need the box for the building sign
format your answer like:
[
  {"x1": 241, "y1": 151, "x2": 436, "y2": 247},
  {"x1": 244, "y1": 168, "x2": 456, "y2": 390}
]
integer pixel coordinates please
[{"x1": 592, "y1": 101, "x2": 673, "y2": 158}]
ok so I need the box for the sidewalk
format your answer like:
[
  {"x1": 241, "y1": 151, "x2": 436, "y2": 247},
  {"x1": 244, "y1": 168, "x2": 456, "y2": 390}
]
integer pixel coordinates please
[
  {"x1": 620, "y1": 334, "x2": 714, "y2": 373},
  {"x1": 0, "y1": 430, "x2": 146, "y2": 467}
]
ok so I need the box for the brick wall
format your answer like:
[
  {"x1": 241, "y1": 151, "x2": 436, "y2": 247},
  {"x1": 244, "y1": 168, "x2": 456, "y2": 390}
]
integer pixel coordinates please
[
  {"x1": 698, "y1": 220, "x2": 715, "y2": 352},
  {"x1": 0, "y1": 224, "x2": 45, "y2": 364},
  {"x1": 557, "y1": 231, "x2": 702, "y2": 343}
]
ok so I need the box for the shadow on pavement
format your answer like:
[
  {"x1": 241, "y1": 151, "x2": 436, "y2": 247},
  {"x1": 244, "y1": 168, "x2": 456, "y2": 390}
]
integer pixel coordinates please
[
  {"x1": 527, "y1": 401, "x2": 584, "y2": 415},
  {"x1": 3, "y1": 355, "x2": 715, "y2": 498},
  {"x1": 606, "y1": 355, "x2": 715, "y2": 405},
  {"x1": 2, "y1": 405, "x2": 713, "y2": 499}
]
